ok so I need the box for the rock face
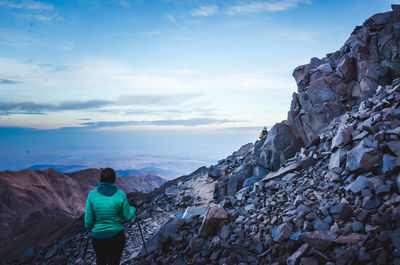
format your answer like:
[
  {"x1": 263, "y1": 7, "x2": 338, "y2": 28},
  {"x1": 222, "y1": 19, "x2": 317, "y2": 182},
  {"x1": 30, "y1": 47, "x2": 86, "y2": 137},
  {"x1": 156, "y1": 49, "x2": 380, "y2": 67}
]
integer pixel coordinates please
[
  {"x1": 131, "y1": 6, "x2": 400, "y2": 265},
  {"x1": 289, "y1": 8, "x2": 399, "y2": 145}
]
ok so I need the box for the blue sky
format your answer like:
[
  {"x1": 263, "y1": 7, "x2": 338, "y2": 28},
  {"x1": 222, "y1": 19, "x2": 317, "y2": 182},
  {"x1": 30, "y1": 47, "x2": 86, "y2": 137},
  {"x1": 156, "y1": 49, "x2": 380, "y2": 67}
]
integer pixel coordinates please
[{"x1": 0, "y1": 0, "x2": 397, "y2": 172}]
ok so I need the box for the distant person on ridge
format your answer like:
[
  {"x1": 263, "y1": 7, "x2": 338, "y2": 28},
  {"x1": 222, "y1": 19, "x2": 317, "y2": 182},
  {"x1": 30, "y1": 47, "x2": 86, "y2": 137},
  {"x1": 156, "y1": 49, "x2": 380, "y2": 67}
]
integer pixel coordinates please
[
  {"x1": 259, "y1": 126, "x2": 268, "y2": 139},
  {"x1": 85, "y1": 168, "x2": 136, "y2": 265}
]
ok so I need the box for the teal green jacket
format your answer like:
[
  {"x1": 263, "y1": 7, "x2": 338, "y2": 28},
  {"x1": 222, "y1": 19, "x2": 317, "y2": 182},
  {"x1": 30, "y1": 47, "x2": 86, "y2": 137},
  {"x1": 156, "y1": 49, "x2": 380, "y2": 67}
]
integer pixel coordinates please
[{"x1": 84, "y1": 182, "x2": 136, "y2": 238}]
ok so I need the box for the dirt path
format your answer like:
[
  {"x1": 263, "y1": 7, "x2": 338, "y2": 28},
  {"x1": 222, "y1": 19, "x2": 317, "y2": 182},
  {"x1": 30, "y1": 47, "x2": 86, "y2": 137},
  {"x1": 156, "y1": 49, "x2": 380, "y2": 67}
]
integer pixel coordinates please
[{"x1": 119, "y1": 171, "x2": 215, "y2": 264}]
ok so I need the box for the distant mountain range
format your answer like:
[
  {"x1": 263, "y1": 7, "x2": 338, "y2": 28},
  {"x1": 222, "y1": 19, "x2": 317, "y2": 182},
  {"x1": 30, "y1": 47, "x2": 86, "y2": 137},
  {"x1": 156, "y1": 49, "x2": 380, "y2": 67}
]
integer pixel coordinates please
[{"x1": 28, "y1": 164, "x2": 180, "y2": 179}]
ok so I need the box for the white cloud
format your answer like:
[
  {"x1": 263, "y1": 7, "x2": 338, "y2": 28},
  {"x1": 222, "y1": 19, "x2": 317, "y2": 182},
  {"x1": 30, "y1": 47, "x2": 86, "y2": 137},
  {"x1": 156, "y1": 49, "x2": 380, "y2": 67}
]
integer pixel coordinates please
[
  {"x1": 227, "y1": 0, "x2": 311, "y2": 15},
  {"x1": 191, "y1": 5, "x2": 218, "y2": 17},
  {"x1": 137, "y1": 30, "x2": 161, "y2": 36},
  {"x1": 166, "y1": 14, "x2": 176, "y2": 23},
  {"x1": 22, "y1": 13, "x2": 60, "y2": 21},
  {"x1": 0, "y1": 28, "x2": 34, "y2": 47},
  {"x1": 118, "y1": 0, "x2": 130, "y2": 8},
  {"x1": 0, "y1": 0, "x2": 53, "y2": 11},
  {"x1": 0, "y1": 57, "x2": 295, "y2": 129},
  {"x1": 279, "y1": 29, "x2": 318, "y2": 42}
]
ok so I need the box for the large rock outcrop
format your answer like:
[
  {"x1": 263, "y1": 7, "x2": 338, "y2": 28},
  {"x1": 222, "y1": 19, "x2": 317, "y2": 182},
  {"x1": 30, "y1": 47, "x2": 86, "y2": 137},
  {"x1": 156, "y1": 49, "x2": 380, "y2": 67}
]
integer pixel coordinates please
[{"x1": 289, "y1": 7, "x2": 400, "y2": 145}]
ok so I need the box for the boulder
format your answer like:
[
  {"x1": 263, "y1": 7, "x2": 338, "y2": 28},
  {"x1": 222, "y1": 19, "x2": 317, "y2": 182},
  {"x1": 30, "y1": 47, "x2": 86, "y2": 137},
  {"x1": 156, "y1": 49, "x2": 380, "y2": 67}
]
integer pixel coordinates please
[
  {"x1": 199, "y1": 204, "x2": 228, "y2": 238},
  {"x1": 299, "y1": 231, "x2": 337, "y2": 251},
  {"x1": 286, "y1": 243, "x2": 309, "y2": 265},
  {"x1": 329, "y1": 146, "x2": 349, "y2": 169},
  {"x1": 382, "y1": 154, "x2": 400, "y2": 173},
  {"x1": 272, "y1": 222, "x2": 293, "y2": 242},
  {"x1": 345, "y1": 143, "x2": 382, "y2": 171},
  {"x1": 208, "y1": 164, "x2": 229, "y2": 179},
  {"x1": 345, "y1": 175, "x2": 370, "y2": 193},
  {"x1": 258, "y1": 122, "x2": 303, "y2": 170},
  {"x1": 145, "y1": 213, "x2": 183, "y2": 254}
]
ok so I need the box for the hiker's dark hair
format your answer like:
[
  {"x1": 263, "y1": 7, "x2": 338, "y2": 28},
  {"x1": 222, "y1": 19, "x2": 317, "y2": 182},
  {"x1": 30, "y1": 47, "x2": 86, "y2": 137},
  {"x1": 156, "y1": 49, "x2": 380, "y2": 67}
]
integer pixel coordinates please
[{"x1": 100, "y1": 168, "x2": 116, "y2": 183}]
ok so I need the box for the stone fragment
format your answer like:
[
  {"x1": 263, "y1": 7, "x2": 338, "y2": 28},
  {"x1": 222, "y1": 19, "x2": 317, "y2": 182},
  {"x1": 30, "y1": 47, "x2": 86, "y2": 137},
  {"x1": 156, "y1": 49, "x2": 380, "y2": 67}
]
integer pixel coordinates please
[
  {"x1": 397, "y1": 174, "x2": 400, "y2": 193},
  {"x1": 199, "y1": 204, "x2": 228, "y2": 237},
  {"x1": 261, "y1": 161, "x2": 301, "y2": 182},
  {"x1": 313, "y1": 219, "x2": 330, "y2": 231},
  {"x1": 220, "y1": 225, "x2": 229, "y2": 239},
  {"x1": 336, "y1": 249, "x2": 353, "y2": 265},
  {"x1": 208, "y1": 164, "x2": 228, "y2": 179},
  {"x1": 300, "y1": 257, "x2": 319, "y2": 265},
  {"x1": 382, "y1": 154, "x2": 400, "y2": 173},
  {"x1": 345, "y1": 175, "x2": 370, "y2": 193},
  {"x1": 352, "y1": 221, "x2": 364, "y2": 232},
  {"x1": 330, "y1": 203, "x2": 352, "y2": 221},
  {"x1": 331, "y1": 124, "x2": 352, "y2": 151},
  {"x1": 299, "y1": 231, "x2": 336, "y2": 250},
  {"x1": 391, "y1": 230, "x2": 400, "y2": 250},
  {"x1": 286, "y1": 243, "x2": 308, "y2": 265},
  {"x1": 391, "y1": 193, "x2": 400, "y2": 204},
  {"x1": 387, "y1": 141, "x2": 400, "y2": 156},
  {"x1": 334, "y1": 233, "x2": 362, "y2": 244},
  {"x1": 363, "y1": 199, "x2": 381, "y2": 209},
  {"x1": 272, "y1": 222, "x2": 293, "y2": 242},
  {"x1": 329, "y1": 146, "x2": 349, "y2": 169},
  {"x1": 346, "y1": 144, "x2": 381, "y2": 171},
  {"x1": 244, "y1": 204, "x2": 255, "y2": 212}
]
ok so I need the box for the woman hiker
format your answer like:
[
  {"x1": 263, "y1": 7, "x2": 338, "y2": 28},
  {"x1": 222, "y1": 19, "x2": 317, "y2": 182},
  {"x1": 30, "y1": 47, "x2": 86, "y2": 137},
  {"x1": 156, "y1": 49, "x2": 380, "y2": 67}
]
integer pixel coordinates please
[{"x1": 84, "y1": 168, "x2": 136, "y2": 265}]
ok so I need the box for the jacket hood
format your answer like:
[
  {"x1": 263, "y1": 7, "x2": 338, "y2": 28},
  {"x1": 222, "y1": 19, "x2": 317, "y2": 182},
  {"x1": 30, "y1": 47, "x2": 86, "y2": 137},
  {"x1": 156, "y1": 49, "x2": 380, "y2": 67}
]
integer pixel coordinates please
[{"x1": 97, "y1": 182, "x2": 118, "y2": 196}]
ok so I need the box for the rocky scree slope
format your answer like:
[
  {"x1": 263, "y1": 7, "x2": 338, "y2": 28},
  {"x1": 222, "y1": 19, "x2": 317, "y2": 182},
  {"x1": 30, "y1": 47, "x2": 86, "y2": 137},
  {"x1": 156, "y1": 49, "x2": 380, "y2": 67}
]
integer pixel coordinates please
[
  {"x1": 133, "y1": 6, "x2": 400, "y2": 265},
  {"x1": 4, "y1": 167, "x2": 213, "y2": 264},
  {"x1": 0, "y1": 168, "x2": 165, "y2": 262}
]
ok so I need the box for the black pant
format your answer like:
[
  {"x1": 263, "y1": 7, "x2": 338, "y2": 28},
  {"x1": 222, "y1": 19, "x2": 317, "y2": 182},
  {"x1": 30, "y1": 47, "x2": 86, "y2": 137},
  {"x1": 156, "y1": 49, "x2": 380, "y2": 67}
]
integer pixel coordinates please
[{"x1": 91, "y1": 230, "x2": 126, "y2": 265}]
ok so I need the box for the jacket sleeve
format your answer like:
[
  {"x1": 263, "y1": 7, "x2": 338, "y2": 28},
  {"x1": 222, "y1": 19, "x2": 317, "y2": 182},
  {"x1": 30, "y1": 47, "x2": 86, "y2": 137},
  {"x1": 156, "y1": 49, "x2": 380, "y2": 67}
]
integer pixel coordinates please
[
  {"x1": 84, "y1": 192, "x2": 94, "y2": 229},
  {"x1": 122, "y1": 194, "x2": 136, "y2": 222}
]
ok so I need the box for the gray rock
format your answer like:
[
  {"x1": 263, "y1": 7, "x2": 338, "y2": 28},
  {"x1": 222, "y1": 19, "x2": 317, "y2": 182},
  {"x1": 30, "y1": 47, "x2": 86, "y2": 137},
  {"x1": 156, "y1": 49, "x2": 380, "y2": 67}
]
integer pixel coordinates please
[
  {"x1": 208, "y1": 163, "x2": 229, "y2": 179},
  {"x1": 299, "y1": 231, "x2": 336, "y2": 251},
  {"x1": 261, "y1": 161, "x2": 302, "y2": 182},
  {"x1": 352, "y1": 221, "x2": 364, "y2": 232},
  {"x1": 346, "y1": 144, "x2": 381, "y2": 171},
  {"x1": 316, "y1": 63, "x2": 333, "y2": 73},
  {"x1": 199, "y1": 204, "x2": 228, "y2": 238},
  {"x1": 387, "y1": 141, "x2": 400, "y2": 156},
  {"x1": 301, "y1": 257, "x2": 319, "y2": 265},
  {"x1": 330, "y1": 203, "x2": 352, "y2": 221},
  {"x1": 329, "y1": 146, "x2": 349, "y2": 169},
  {"x1": 392, "y1": 230, "x2": 400, "y2": 250},
  {"x1": 145, "y1": 213, "x2": 183, "y2": 254},
  {"x1": 272, "y1": 222, "x2": 293, "y2": 242},
  {"x1": 397, "y1": 174, "x2": 400, "y2": 193},
  {"x1": 260, "y1": 122, "x2": 303, "y2": 170},
  {"x1": 382, "y1": 154, "x2": 400, "y2": 173},
  {"x1": 313, "y1": 219, "x2": 330, "y2": 231},
  {"x1": 331, "y1": 123, "x2": 352, "y2": 151},
  {"x1": 363, "y1": 199, "x2": 381, "y2": 209},
  {"x1": 345, "y1": 175, "x2": 370, "y2": 193},
  {"x1": 286, "y1": 243, "x2": 309, "y2": 265},
  {"x1": 220, "y1": 225, "x2": 229, "y2": 239}
]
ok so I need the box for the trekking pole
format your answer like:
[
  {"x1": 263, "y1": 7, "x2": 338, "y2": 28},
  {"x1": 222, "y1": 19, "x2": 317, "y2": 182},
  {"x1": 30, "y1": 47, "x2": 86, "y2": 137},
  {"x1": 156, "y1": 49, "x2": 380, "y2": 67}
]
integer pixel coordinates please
[
  {"x1": 136, "y1": 217, "x2": 148, "y2": 254},
  {"x1": 129, "y1": 198, "x2": 148, "y2": 254},
  {"x1": 82, "y1": 230, "x2": 91, "y2": 264}
]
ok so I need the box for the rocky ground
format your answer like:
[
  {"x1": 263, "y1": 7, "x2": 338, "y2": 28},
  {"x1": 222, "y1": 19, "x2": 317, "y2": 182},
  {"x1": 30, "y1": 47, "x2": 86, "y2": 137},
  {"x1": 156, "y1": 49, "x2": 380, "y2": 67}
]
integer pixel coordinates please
[
  {"x1": 5, "y1": 167, "x2": 215, "y2": 264},
  {"x1": 129, "y1": 5, "x2": 400, "y2": 265},
  {"x1": 133, "y1": 78, "x2": 400, "y2": 265}
]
